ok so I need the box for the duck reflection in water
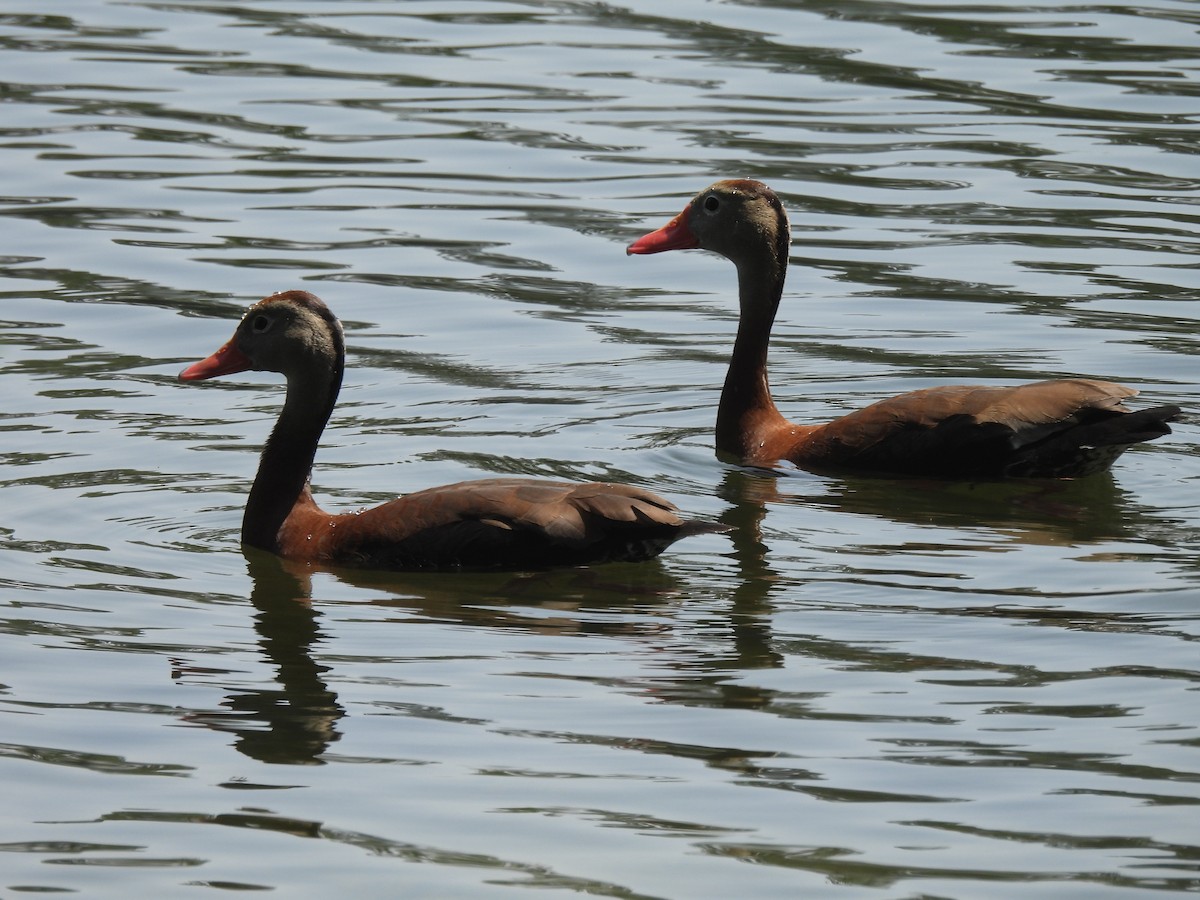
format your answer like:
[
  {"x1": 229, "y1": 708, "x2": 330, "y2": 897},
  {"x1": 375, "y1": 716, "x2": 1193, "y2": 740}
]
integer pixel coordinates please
[
  {"x1": 174, "y1": 466, "x2": 1178, "y2": 765},
  {"x1": 739, "y1": 463, "x2": 1173, "y2": 548},
  {"x1": 175, "y1": 549, "x2": 346, "y2": 765},
  {"x1": 175, "y1": 548, "x2": 737, "y2": 764}
]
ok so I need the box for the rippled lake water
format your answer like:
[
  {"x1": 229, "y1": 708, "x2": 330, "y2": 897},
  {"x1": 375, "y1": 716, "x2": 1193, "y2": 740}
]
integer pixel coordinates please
[{"x1": 2, "y1": 1, "x2": 1198, "y2": 896}]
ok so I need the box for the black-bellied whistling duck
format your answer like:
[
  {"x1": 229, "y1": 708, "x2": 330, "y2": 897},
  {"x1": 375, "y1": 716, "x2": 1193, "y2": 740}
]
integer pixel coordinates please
[
  {"x1": 179, "y1": 290, "x2": 725, "y2": 570},
  {"x1": 627, "y1": 179, "x2": 1181, "y2": 478}
]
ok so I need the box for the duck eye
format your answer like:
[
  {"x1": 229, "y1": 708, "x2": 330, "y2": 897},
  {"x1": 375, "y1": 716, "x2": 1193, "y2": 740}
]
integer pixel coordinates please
[
  {"x1": 703, "y1": 195, "x2": 720, "y2": 213},
  {"x1": 250, "y1": 314, "x2": 271, "y2": 333}
]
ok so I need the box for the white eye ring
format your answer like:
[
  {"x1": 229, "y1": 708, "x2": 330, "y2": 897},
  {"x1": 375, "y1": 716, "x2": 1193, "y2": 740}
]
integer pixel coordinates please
[
  {"x1": 703, "y1": 195, "x2": 720, "y2": 213},
  {"x1": 251, "y1": 314, "x2": 271, "y2": 333}
]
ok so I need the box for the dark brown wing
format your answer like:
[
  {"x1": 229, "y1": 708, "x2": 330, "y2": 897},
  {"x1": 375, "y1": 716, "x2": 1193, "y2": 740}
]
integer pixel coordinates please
[
  {"x1": 795, "y1": 379, "x2": 1179, "y2": 477},
  {"x1": 326, "y1": 478, "x2": 727, "y2": 571}
]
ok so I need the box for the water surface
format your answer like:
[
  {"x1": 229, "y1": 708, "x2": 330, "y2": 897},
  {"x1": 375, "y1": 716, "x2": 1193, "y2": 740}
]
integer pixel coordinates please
[{"x1": 1, "y1": 1, "x2": 1198, "y2": 897}]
